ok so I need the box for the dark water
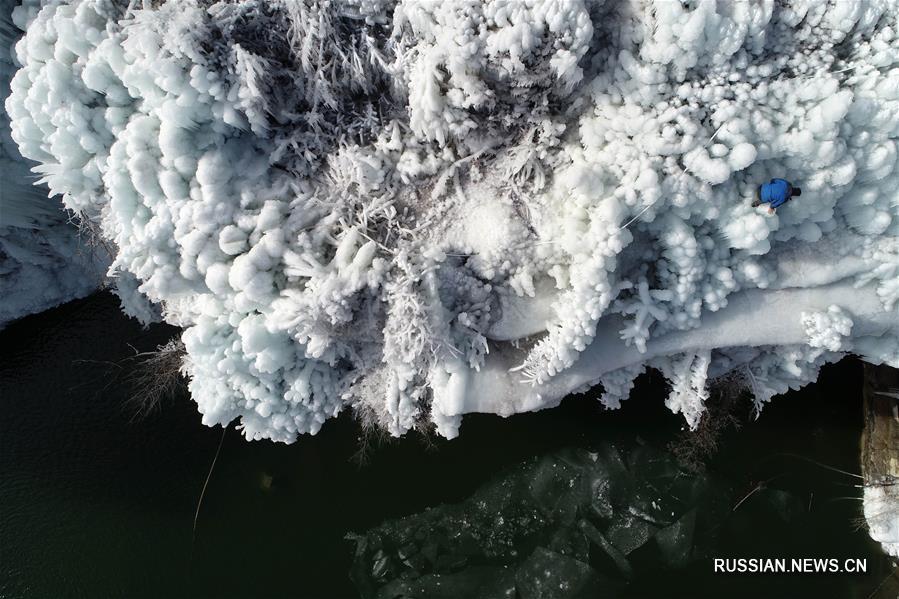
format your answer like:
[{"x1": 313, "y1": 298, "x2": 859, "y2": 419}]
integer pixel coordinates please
[{"x1": 0, "y1": 292, "x2": 893, "y2": 598}]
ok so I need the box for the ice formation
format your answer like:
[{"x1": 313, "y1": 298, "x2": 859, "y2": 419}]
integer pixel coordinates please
[
  {"x1": 5, "y1": 0, "x2": 898, "y2": 441},
  {"x1": 0, "y1": 0, "x2": 106, "y2": 327},
  {"x1": 864, "y1": 480, "x2": 899, "y2": 558},
  {"x1": 349, "y1": 445, "x2": 736, "y2": 597}
]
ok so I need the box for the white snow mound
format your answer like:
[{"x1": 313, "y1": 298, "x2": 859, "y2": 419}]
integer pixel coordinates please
[{"x1": 4, "y1": 0, "x2": 898, "y2": 440}]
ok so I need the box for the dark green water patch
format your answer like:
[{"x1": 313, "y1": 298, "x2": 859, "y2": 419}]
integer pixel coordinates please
[{"x1": 0, "y1": 293, "x2": 893, "y2": 598}]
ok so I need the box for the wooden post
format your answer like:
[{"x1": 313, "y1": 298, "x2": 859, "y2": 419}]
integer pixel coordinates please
[{"x1": 860, "y1": 362, "x2": 898, "y2": 597}]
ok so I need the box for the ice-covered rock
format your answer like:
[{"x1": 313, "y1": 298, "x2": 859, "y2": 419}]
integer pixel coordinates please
[
  {"x1": 4, "y1": 0, "x2": 898, "y2": 440},
  {"x1": 0, "y1": 0, "x2": 107, "y2": 328}
]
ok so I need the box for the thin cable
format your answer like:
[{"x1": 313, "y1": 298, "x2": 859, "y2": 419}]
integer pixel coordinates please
[
  {"x1": 193, "y1": 425, "x2": 228, "y2": 544},
  {"x1": 619, "y1": 122, "x2": 726, "y2": 232}
]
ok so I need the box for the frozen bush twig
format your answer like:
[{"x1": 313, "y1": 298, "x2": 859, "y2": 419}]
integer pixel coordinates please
[{"x1": 124, "y1": 339, "x2": 187, "y2": 420}]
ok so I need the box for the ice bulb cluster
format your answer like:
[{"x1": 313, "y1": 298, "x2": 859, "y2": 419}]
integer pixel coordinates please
[
  {"x1": 5, "y1": 0, "x2": 898, "y2": 441},
  {"x1": 0, "y1": 0, "x2": 107, "y2": 327}
]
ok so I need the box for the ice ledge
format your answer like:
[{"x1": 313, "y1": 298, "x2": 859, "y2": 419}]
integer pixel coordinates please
[{"x1": 434, "y1": 280, "x2": 897, "y2": 437}]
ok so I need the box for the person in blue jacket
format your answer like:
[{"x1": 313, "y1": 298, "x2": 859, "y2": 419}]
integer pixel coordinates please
[{"x1": 752, "y1": 178, "x2": 801, "y2": 214}]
